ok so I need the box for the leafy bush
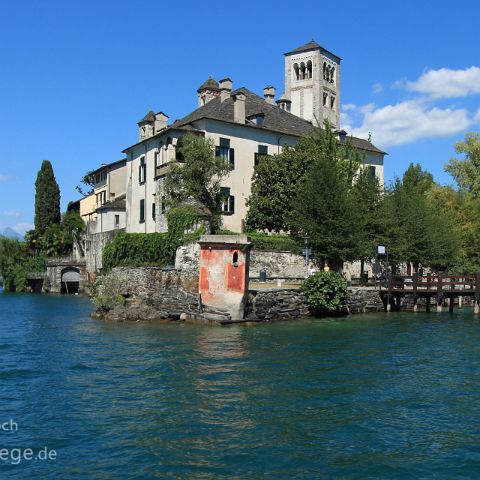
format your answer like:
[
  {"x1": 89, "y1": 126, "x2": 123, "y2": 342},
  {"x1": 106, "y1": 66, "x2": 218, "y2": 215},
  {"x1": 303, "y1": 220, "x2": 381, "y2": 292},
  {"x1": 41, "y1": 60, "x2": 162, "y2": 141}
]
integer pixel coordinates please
[
  {"x1": 102, "y1": 205, "x2": 205, "y2": 271},
  {"x1": 0, "y1": 237, "x2": 45, "y2": 292},
  {"x1": 302, "y1": 271, "x2": 347, "y2": 315}
]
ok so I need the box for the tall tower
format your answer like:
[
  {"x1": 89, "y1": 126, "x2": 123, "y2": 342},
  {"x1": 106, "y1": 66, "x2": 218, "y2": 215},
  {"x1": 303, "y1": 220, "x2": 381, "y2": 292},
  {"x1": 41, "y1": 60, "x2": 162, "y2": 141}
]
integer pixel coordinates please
[{"x1": 283, "y1": 40, "x2": 341, "y2": 128}]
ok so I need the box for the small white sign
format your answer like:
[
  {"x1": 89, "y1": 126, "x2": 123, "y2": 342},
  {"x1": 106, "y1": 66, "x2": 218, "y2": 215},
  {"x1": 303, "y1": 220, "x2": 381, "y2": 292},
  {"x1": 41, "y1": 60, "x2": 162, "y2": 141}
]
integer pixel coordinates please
[{"x1": 377, "y1": 245, "x2": 386, "y2": 255}]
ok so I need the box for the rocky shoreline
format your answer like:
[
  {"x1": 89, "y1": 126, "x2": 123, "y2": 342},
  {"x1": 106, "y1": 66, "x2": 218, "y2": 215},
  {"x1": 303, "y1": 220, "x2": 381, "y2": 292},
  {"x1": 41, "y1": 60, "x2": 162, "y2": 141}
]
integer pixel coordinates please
[{"x1": 91, "y1": 266, "x2": 385, "y2": 324}]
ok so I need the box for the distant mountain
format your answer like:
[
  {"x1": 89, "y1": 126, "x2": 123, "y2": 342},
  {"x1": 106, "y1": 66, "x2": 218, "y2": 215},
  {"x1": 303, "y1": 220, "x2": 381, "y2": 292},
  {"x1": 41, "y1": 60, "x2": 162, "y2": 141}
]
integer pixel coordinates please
[{"x1": 0, "y1": 227, "x2": 24, "y2": 241}]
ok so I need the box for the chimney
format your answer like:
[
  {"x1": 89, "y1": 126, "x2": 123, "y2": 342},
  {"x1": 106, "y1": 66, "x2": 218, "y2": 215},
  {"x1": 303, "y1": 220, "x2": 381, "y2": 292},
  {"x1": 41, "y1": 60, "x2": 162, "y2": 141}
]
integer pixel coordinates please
[
  {"x1": 154, "y1": 112, "x2": 169, "y2": 133},
  {"x1": 263, "y1": 86, "x2": 276, "y2": 104},
  {"x1": 219, "y1": 77, "x2": 233, "y2": 102},
  {"x1": 276, "y1": 93, "x2": 291, "y2": 112},
  {"x1": 233, "y1": 92, "x2": 246, "y2": 124}
]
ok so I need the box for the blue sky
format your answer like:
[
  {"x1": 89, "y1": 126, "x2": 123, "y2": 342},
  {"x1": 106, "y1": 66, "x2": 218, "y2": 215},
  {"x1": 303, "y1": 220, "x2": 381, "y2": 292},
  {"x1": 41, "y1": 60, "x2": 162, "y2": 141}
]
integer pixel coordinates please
[{"x1": 0, "y1": 0, "x2": 479, "y2": 234}]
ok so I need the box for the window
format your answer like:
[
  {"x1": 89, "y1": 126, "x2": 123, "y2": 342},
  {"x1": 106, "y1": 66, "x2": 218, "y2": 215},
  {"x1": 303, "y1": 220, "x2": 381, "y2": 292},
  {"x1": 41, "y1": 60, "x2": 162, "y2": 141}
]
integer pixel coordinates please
[
  {"x1": 323, "y1": 92, "x2": 328, "y2": 106},
  {"x1": 220, "y1": 187, "x2": 235, "y2": 214},
  {"x1": 232, "y1": 252, "x2": 238, "y2": 267},
  {"x1": 255, "y1": 145, "x2": 268, "y2": 166},
  {"x1": 154, "y1": 151, "x2": 160, "y2": 168},
  {"x1": 331, "y1": 96, "x2": 335, "y2": 109},
  {"x1": 330, "y1": 67, "x2": 335, "y2": 83},
  {"x1": 96, "y1": 191, "x2": 106, "y2": 207},
  {"x1": 294, "y1": 63, "x2": 299, "y2": 80},
  {"x1": 139, "y1": 156, "x2": 146, "y2": 184},
  {"x1": 161, "y1": 196, "x2": 166, "y2": 214},
  {"x1": 152, "y1": 202, "x2": 156, "y2": 220},
  {"x1": 139, "y1": 199, "x2": 145, "y2": 223},
  {"x1": 215, "y1": 138, "x2": 235, "y2": 169},
  {"x1": 307, "y1": 60, "x2": 312, "y2": 79},
  {"x1": 114, "y1": 215, "x2": 120, "y2": 228},
  {"x1": 367, "y1": 166, "x2": 376, "y2": 178}
]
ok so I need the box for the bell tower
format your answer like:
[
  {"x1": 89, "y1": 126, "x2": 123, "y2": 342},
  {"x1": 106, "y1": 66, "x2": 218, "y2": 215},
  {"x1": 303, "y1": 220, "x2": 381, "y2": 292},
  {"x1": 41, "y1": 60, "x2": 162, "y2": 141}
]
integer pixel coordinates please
[{"x1": 283, "y1": 40, "x2": 341, "y2": 128}]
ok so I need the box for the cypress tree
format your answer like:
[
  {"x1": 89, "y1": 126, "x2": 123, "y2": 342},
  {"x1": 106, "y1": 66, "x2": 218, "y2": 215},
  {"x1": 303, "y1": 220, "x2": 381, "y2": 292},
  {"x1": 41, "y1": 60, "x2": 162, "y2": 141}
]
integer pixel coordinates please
[{"x1": 34, "y1": 160, "x2": 61, "y2": 234}]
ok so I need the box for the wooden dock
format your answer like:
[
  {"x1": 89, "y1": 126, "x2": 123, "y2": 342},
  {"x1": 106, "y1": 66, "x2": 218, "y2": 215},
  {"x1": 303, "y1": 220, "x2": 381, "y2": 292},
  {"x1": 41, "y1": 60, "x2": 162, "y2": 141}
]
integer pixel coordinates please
[{"x1": 379, "y1": 273, "x2": 480, "y2": 314}]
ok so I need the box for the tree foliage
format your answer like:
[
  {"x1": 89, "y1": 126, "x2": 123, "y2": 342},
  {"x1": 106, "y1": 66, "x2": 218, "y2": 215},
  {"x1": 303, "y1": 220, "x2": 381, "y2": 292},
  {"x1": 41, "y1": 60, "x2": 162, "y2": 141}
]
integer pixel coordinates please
[
  {"x1": 164, "y1": 133, "x2": 231, "y2": 233},
  {"x1": 289, "y1": 125, "x2": 363, "y2": 266},
  {"x1": 34, "y1": 160, "x2": 61, "y2": 234},
  {"x1": 445, "y1": 132, "x2": 480, "y2": 196}
]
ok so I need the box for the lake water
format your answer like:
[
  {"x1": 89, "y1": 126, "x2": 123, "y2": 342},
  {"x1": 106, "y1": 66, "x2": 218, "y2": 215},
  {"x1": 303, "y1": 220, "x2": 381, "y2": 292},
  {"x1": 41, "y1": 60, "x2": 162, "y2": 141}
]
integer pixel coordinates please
[{"x1": 1, "y1": 292, "x2": 480, "y2": 478}]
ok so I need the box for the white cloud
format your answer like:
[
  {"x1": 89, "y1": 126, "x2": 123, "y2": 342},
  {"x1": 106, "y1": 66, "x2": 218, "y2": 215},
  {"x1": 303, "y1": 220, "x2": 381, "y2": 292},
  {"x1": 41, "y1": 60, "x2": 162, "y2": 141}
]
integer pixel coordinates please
[
  {"x1": 399, "y1": 66, "x2": 480, "y2": 99},
  {"x1": 372, "y1": 82, "x2": 383, "y2": 94},
  {"x1": 13, "y1": 223, "x2": 33, "y2": 235},
  {"x1": 475, "y1": 108, "x2": 480, "y2": 124},
  {"x1": 348, "y1": 100, "x2": 473, "y2": 148},
  {"x1": 342, "y1": 103, "x2": 357, "y2": 112},
  {"x1": 3, "y1": 211, "x2": 21, "y2": 218}
]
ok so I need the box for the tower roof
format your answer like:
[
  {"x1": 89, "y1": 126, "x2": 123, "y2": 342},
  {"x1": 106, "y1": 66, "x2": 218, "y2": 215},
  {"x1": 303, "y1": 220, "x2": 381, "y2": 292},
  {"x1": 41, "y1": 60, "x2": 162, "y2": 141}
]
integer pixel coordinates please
[
  {"x1": 284, "y1": 39, "x2": 342, "y2": 61},
  {"x1": 137, "y1": 110, "x2": 155, "y2": 124},
  {"x1": 197, "y1": 76, "x2": 220, "y2": 93}
]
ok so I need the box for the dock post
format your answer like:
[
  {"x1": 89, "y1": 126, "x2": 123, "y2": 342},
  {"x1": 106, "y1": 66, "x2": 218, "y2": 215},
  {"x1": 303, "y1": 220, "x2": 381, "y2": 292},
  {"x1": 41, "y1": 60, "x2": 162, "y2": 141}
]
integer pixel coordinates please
[
  {"x1": 475, "y1": 273, "x2": 480, "y2": 315},
  {"x1": 437, "y1": 274, "x2": 443, "y2": 313},
  {"x1": 413, "y1": 272, "x2": 418, "y2": 312},
  {"x1": 459, "y1": 296, "x2": 463, "y2": 308},
  {"x1": 386, "y1": 272, "x2": 393, "y2": 313},
  {"x1": 449, "y1": 296, "x2": 454, "y2": 313}
]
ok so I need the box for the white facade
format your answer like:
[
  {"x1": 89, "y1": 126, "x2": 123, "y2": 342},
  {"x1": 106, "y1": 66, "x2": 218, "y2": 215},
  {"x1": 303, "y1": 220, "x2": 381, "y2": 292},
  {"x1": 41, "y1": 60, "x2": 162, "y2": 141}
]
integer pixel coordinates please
[{"x1": 123, "y1": 41, "x2": 385, "y2": 234}]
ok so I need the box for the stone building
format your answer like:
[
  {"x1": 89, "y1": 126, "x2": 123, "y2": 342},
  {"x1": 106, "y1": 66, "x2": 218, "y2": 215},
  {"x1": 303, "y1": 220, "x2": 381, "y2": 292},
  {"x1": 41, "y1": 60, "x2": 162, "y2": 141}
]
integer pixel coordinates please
[{"x1": 122, "y1": 40, "x2": 385, "y2": 234}]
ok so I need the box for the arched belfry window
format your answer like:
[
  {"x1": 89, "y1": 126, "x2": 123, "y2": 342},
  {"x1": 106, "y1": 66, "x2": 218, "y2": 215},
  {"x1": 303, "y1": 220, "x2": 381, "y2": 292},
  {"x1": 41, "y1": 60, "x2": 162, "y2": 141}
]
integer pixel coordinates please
[
  {"x1": 294, "y1": 63, "x2": 299, "y2": 80},
  {"x1": 300, "y1": 62, "x2": 306, "y2": 80},
  {"x1": 307, "y1": 60, "x2": 312, "y2": 79},
  {"x1": 330, "y1": 67, "x2": 335, "y2": 83},
  {"x1": 323, "y1": 62, "x2": 327, "y2": 80}
]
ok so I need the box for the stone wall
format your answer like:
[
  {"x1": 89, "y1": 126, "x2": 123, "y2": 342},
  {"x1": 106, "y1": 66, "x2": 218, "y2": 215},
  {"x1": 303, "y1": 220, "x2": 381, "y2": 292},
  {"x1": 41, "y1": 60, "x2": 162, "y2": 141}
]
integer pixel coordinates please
[
  {"x1": 175, "y1": 244, "x2": 315, "y2": 281},
  {"x1": 85, "y1": 229, "x2": 123, "y2": 278},
  {"x1": 95, "y1": 266, "x2": 384, "y2": 323},
  {"x1": 245, "y1": 286, "x2": 384, "y2": 321}
]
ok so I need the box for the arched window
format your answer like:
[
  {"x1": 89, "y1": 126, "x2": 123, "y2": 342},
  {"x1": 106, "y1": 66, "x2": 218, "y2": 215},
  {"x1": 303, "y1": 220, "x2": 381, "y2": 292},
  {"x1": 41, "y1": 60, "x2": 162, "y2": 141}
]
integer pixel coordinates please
[
  {"x1": 326, "y1": 65, "x2": 331, "y2": 82},
  {"x1": 232, "y1": 252, "x2": 238, "y2": 267},
  {"x1": 307, "y1": 60, "x2": 312, "y2": 79},
  {"x1": 300, "y1": 62, "x2": 306, "y2": 80},
  {"x1": 323, "y1": 62, "x2": 327, "y2": 80},
  {"x1": 293, "y1": 63, "x2": 299, "y2": 80},
  {"x1": 330, "y1": 67, "x2": 335, "y2": 83}
]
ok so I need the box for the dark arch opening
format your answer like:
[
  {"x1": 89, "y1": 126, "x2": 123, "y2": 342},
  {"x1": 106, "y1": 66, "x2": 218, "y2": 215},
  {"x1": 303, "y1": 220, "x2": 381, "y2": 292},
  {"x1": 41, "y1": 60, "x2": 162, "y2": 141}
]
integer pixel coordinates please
[
  {"x1": 61, "y1": 267, "x2": 80, "y2": 294},
  {"x1": 232, "y1": 252, "x2": 239, "y2": 267}
]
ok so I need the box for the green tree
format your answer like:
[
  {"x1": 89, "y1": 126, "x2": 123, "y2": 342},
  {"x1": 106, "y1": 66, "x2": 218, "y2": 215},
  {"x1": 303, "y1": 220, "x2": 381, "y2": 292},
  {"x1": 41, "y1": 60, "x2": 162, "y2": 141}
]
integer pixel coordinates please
[
  {"x1": 350, "y1": 165, "x2": 383, "y2": 271},
  {"x1": 76, "y1": 169, "x2": 95, "y2": 196},
  {"x1": 245, "y1": 146, "x2": 308, "y2": 232},
  {"x1": 289, "y1": 125, "x2": 362, "y2": 267},
  {"x1": 445, "y1": 132, "x2": 480, "y2": 196},
  {"x1": 379, "y1": 164, "x2": 458, "y2": 271},
  {"x1": 164, "y1": 133, "x2": 231, "y2": 233},
  {"x1": 34, "y1": 160, "x2": 61, "y2": 234}
]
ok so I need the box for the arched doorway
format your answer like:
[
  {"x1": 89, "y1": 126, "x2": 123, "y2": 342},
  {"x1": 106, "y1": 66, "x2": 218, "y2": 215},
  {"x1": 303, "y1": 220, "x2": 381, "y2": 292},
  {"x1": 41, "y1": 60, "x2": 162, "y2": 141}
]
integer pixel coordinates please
[{"x1": 61, "y1": 267, "x2": 80, "y2": 294}]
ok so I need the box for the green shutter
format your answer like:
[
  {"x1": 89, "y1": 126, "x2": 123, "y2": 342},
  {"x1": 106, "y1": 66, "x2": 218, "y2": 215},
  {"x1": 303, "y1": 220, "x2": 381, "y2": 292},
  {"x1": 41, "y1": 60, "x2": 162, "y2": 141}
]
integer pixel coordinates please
[{"x1": 229, "y1": 195, "x2": 235, "y2": 213}]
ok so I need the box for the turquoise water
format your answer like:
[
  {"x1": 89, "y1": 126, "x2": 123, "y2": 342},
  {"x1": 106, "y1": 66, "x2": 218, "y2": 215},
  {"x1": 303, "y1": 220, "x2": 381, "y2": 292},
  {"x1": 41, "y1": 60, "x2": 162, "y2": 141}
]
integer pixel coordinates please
[{"x1": 1, "y1": 293, "x2": 480, "y2": 479}]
